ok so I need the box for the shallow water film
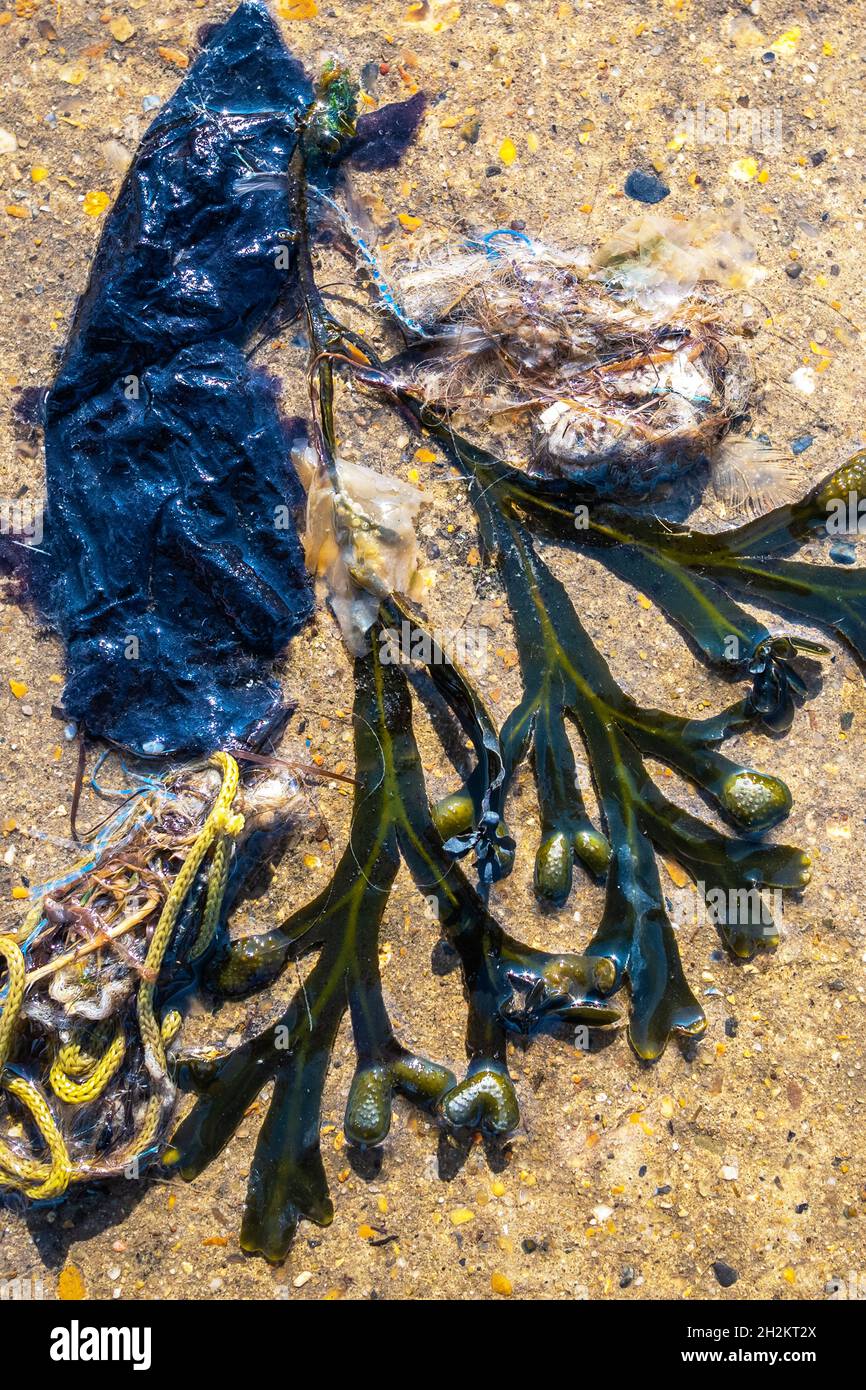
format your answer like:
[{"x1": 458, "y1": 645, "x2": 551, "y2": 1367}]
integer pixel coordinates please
[{"x1": 1, "y1": 0, "x2": 865, "y2": 1306}]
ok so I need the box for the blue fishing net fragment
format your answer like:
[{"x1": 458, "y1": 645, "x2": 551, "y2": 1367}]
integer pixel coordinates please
[{"x1": 31, "y1": 1, "x2": 424, "y2": 759}]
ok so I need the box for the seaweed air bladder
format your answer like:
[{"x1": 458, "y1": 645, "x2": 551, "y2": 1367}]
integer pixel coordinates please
[{"x1": 3, "y1": 1, "x2": 866, "y2": 1264}]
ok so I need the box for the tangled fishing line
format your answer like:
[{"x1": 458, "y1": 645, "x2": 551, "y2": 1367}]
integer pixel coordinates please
[{"x1": 0, "y1": 754, "x2": 302, "y2": 1198}]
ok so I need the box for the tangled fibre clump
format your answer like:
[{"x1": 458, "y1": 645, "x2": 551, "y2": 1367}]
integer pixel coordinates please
[{"x1": 2, "y1": 2, "x2": 866, "y2": 1262}]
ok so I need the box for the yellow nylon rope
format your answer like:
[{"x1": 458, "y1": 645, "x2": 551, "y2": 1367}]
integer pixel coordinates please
[
  {"x1": 49, "y1": 1023, "x2": 126, "y2": 1105},
  {"x1": 0, "y1": 934, "x2": 71, "y2": 1198},
  {"x1": 0, "y1": 751, "x2": 244, "y2": 1199}
]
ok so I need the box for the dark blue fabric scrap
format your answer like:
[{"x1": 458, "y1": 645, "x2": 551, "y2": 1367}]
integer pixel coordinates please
[
  {"x1": 34, "y1": 2, "x2": 316, "y2": 757},
  {"x1": 31, "y1": 1, "x2": 427, "y2": 757}
]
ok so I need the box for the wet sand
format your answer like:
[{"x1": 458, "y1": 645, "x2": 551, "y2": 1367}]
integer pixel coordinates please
[{"x1": 0, "y1": 0, "x2": 864, "y2": 1300}]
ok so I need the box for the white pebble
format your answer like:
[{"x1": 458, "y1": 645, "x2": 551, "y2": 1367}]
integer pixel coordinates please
[{"x1": 789, "y1": 367, "x2": 816, "y2": 395}]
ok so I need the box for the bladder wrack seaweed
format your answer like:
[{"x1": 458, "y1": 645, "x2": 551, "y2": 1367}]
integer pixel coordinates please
[
  {"x1": 163, "y1": 190, "x2": 865, "y2": 1255},
  {"x1": 166, "y1": 641, "x2": 618, "y2": 1261}
]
